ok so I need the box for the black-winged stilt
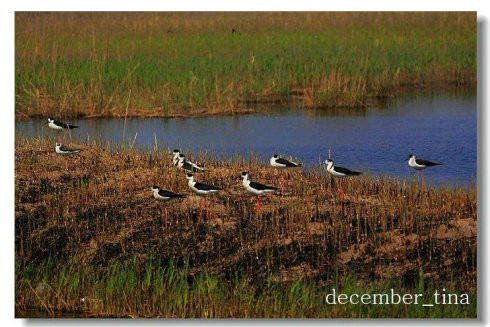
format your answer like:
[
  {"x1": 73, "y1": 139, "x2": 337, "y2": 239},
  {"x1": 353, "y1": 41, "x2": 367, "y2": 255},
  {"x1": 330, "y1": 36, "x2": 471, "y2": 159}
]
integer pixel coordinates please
[
  {"x1": 178, "y1": 154, "x2": 205, "y2": 173},
  {"x1": 48, "y1": 118, "x2": 79, "y2": 130},
  {"x1": 172, "y1": 149, "x2": 181, "y2": 167},
  {"x1": 151, "y1": 186, "x2": 185, "y2": 225},
  {"x1": 186, "y1": 173, "x2": 221, "y2": 221},
  {"x1": 325, "y1": 158, "x2": 361, "y2": 201},
  {"x1": 48, "y1": 118, "x2": 78, "y2": 143},
  {"x1": 269, "y1": 154, "x2": 302, "y2": 192},
  {"x1": 55, "y1": 143, "x2": 81, "y2": 170},
  {"x1": 240, "y1": 172, "x2": 278, "y2": 215},
  {"x1": 55, "y1": 143, "x2": 81, "y2": 155},
  {"x1": 407, "y1": 154, "x2": 442, "y2": 189}
]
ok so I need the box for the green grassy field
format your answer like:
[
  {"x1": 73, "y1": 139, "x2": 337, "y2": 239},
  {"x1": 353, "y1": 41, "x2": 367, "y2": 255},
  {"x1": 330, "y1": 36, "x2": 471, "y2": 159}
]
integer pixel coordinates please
[
  {"x1": 15, "y1": 12, "x2": 476, "y2": 119},
  {"x1": 16, "y1": 258, "x2": 476, "y2": 318}
]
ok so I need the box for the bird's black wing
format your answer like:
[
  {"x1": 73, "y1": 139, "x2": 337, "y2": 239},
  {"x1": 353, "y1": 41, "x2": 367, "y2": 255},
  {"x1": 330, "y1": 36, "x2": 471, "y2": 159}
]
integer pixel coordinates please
[
  {"x1": 415, "y1": 158, "x2": 441, "y2": 167},
  {"x1": 59, "y1": 145, "x2": 80, "y2": 152},
  {"x1": 335, "y1": 166, "x2": 361, "y2": 176},
  {"x1": 249, "y1": 181, "x2": 277, "y2": 191},
  {"x1": 54, "y1": 119, "x2": 78, "y2": 129},
  {"x1": 158, "y1": 189, "x2": 185, "y2": 198},
  {"x1": 182, "y1": 161, "x2": 199, "y2": 172},
  {"x1": 276, "y1": 158, "x2": 301, "y2": 167},
  {"x1": 194, "y1": 182, "x2": 222, "y2": 191}
]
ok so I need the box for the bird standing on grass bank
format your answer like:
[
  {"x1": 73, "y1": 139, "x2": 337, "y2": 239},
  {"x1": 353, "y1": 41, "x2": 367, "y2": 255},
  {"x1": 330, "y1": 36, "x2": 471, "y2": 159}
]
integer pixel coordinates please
[
  {"x1": 151, "y1": 186, "x2": 185, "y2": 201},
  {"x1": 325, "y1": 159, "x2": 362, "y2": 178},
  {"x1": 55, "y1": 143, "x2": 81, "y2": 155},
  {"x1": 325, "y1": 159, "x2": 362, "y2": 201},
  {"x1": 151, "y1": 185, "x2": 185, "y2": 224},
  {"x1": 186, "y1": 174, "x2": 222, "y2": 221},
  {"x1": 270, "y1": 154, "x2": 302, "y2": 192},
  {"x1": 270, "y1": 154, "x2": 302, "y2": 168},
  {"x1": 241, "y1": 172, "x2": 278, "y2": 215},
  {"x1": 407, "y1": 154, "x2": 442, "y2": 189},
  {"x1": 55, "y1": 143, "x2": 81, "y2": 171}
]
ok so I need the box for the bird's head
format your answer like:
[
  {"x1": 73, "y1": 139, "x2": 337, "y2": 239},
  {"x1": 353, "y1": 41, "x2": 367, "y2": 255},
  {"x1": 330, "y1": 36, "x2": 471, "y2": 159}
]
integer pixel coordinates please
[
  {"x1": 173, "y1": 149, "x2": 181, "y2": 155},
  {"x1": 186, "y1": 173, "x2": 194, "y2": 180},
  {"x1": 151, "y1": 186, "x2": 160, "y2": 192},
  {"x1": 325, "y1": 159, "x2": 333, "y2": 164},
  {"x1": 47, "y1": 118, "x2": 53, "y2": 123},
  {"x1": 408, "y1": 154, "x2": 415, "y2": 160},
  {"x1": 240, "y1": 172, "x2": 249, "y2": 180},
  {"x1": 273, "y1": 154, "x2": 279, "y2": 159},
  {"x1": 55, "y1": 142, "x2": 61, "y2": 148}
]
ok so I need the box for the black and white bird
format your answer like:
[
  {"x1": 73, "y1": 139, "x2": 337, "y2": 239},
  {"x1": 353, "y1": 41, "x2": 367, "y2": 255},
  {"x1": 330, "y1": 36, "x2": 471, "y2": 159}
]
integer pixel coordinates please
[
  {"x1": 55, "y1": 143, "x2": 81, "y2": 155},
  {"x1": 172, "y1": 149, "x2": 181, "y2": 167},
  {"x1": 151, "y1": 186, "x2": 185, "y2": 201},
  {"x1": 48, "y1": 118, "x2": 78, "y2": 130},
  {"x1": 325, "y1": 159, "x2": 362, "y2": 177},
  {"x1": 270, "y1": 154, "x2": 302, "y2": 168},
  {"x1": 241, "y1": 172, "x2": 278, "y2": 195},
  {"x1": 186, "y1": 174, "x2": 222, "y2": 195},
  {"x1": 407, "y1": 154, "x2": 442, "y2": 170},
  {"x1": 178, "y1": 154, "x2": 204, "y2": 173}
]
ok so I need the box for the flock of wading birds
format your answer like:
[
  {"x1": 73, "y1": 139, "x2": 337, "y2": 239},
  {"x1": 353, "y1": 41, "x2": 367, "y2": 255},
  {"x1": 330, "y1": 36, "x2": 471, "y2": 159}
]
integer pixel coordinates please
[{"x1": 47, "y1": 118, "x2": 442, "y2": 214}]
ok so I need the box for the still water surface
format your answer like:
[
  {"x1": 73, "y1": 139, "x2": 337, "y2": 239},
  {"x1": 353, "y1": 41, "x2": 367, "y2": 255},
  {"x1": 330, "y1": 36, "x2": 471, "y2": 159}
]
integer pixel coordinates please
[{"x1": 16, "y1": 91, "x2": 476, "y2": 187}]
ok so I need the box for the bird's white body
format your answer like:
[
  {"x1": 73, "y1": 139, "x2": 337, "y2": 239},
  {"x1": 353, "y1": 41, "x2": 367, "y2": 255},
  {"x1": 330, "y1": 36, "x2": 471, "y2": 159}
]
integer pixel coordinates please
[
  {"x1": 270, "y1": 155, "x2": 300, "y2": 168},
  {"x1": 270, "y1": 156, "x2": 284, "y2": 168},
  {"x1": 325, "y1": 160, "x2": 345, "y2": 177},
  {"x1": 172, "y1": 151, "x2": 181, "y2": 166},
  {"x1": 186, "y1": 175, "x2": 219, "y2": 195},
  {"x1": 408, "y1": 156, "x2": 426, "y2": 170},
  {"x1": 241, "y1": 173, "x2": 276, "y2": 195},
  {"x1": 48, "y1": 120, "x2": 63, "y2": 130},
  {"x1": 152, "y1": 188, "x2": 171, "y2": 200},
  {"x1": 55, "y1": 143, "x2": 80, "y2": 155}
]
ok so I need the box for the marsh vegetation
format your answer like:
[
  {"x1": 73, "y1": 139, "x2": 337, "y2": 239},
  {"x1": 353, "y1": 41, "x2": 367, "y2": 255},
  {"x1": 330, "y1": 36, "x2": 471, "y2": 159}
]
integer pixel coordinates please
[
  {"x1": 15, "y1": 138, "x2": 477, "y2": 317},
  {"x1": 15, "y1": 12, "x2": 476, "y2": 119}
]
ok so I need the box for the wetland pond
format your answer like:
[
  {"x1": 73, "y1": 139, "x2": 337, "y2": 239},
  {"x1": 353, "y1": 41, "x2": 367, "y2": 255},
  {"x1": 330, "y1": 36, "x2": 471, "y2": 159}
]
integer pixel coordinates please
[{"x1": 16, "y1": 89, "x2": 477, "y2": 187}]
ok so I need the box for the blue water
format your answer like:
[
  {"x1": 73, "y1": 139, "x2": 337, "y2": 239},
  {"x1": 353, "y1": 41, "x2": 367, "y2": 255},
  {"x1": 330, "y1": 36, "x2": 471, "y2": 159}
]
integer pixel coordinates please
[{"x1": 16, "y1": 91, "x2": 477, "y2": 187}]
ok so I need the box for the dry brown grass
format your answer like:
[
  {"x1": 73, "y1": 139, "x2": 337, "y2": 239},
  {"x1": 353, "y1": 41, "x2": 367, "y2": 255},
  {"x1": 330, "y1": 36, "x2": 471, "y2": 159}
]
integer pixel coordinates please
[{"x1": 15, "y1": 138, "x2": 476, "y2": 290}]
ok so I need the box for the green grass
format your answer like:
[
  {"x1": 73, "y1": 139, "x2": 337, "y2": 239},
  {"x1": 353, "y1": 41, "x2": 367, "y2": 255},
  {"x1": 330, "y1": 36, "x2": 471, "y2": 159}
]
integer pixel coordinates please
[
  {"x1": 15, "y1": 257, "x2": 476, "y2": 318},
  {"x1": 15, "y1": 12, "x2": 476, "y2": 118}
]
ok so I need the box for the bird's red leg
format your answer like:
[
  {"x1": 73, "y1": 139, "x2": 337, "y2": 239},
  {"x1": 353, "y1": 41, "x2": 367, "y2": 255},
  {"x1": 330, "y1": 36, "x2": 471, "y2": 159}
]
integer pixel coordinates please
[
  {"x1": 255, "y1": 196, "x2": 262, "y2": 216},
  {"x1": 279, "y1": 173, "x2": 285, "y2": 194},
  {"x1": 164, "y1": 208, "x2": 169, "y2": 227},
  {"x1": 198, "y1": 199, "x2": 204, "y2": 222},
  {"x1": 338, "y1": 180, "x2": 345, "y2": 203},
  {"x1": 421, "y1": 172, "x2": 427, "y2": 191}
]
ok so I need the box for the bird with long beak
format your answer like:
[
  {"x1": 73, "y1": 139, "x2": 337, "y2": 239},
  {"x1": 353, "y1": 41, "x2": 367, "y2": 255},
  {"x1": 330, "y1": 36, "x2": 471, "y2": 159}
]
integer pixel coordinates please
[
  {"x1": 186, "y1": 174, "x2": 222, "y2": 221},
  {"x1": 241, "y1": 172, "x2": 278, "y2": 215},
  {"x1": 48, "y1": 118, "x2": 78, "y2": 143},
  {"x1": 151, "y1": 185, "x2": 185, "y2": 225},
  {"x1": 269, "y1": 154, "x2": 302, "y2": 192},
  {"x1": 325, "y1": 158, "x2": 362, "y2": 201},
  {"x1": 55, "y1": 142, "x2": 81, "y2": 170},
  {"x1": 407, "y1": 154, "x2": 442, "y2": 189}
]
